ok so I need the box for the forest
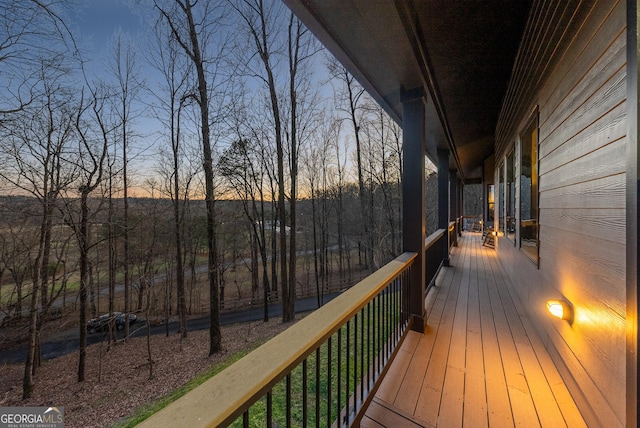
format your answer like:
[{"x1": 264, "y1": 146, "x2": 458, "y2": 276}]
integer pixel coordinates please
[{"x1": 0, "y1": 0, "x2": 480, "y2": 403}]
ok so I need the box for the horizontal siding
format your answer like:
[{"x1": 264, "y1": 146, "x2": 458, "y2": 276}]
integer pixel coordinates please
[
  {"x1": 540, "y1": 225, "x2": 625, "y2": 302},
  {"x1": 540, "y1": 98, "x2": 626, "y2": 176},
  {"x1": 495, "y1": 0, "x2": 597, "y2": 157},
  {"x1": 494, "y1": 0, "x2": 627, "y2": 426},
  {"x1": 547, "y1": 326, "x2": 623, "y2": 428},
  {"x1": 538, "y1": 3, "x2": 627, "y2": 136},
  {"x1": 540, "y1": 208, "x2": 625, "y2": 244},
  {"x1": 497, "y1": 239, "x2": 620, "y2": 428},
  {"x1": 538, "y1": 136, "x2": 626, "y2": 190},
  {"x1": 539, "y1": 173, "x2": 625, "y2": 209}
]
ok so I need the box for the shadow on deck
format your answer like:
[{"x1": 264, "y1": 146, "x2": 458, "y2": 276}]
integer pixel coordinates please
[{"x1": 364, "y1": 232, "x2": 586, "y2": 428}]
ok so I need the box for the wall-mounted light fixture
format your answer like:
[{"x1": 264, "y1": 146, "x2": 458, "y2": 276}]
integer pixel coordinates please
[{"x1": 546, "y1": 299, "x2": 573, "y2": 323}]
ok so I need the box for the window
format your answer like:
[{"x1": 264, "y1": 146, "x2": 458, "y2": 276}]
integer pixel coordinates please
[
  {"x1": 506, "y1": 149, "x2": 516, "y2": 241},
  {"x1": 519, "y1": 114, "x2": 539, "y2": 264},
  {"x1": 487, "y1": 184, "x2": 495, "y2": 224}
]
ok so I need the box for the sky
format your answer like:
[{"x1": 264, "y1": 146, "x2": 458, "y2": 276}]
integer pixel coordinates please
[
  {"x1": 70, "y1": 0, "x2": 156, "y2": 88},
  {"x1": 73, "y1": 0, "x2": 143, "y2": 55},
  {"x1": 67, "y1": 1, "x2": 166, "y2": 192},
  {"x1": 3, "y1": 0, "x2": 346, "y2": 197}
]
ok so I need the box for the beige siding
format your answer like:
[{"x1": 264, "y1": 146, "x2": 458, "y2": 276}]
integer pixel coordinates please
[{"x1": 494, "y1": 0, "x2": 627, "y2": 427}]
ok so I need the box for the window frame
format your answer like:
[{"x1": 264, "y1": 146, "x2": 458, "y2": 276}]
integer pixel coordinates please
[
  {"x1": 497, "y1": 160, "x2": 505, "y2": 234},
  {"x1": 518, "y1": 110, "x2": 540, "y2": 266},
  {"x1": 505, "y1": 148, "x2": 516, "y2": 243},
  {"x1": 487, "y1": 184, "x2": 495, "y2": 224}
]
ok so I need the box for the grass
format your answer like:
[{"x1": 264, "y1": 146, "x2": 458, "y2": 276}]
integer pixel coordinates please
[
  {"x1": 109, "y1": 292, "x2": 402, "y2": 428},
  {"x1": 230, "y1": 292, "x2": 402, "y2": 427},
  {"x1": 0, "y1": 254, "x2": 208, "y2": 307}
]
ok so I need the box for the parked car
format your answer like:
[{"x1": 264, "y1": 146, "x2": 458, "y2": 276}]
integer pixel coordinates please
[{"x1": 87, "y1": 312, "x2": 137, "y2": 333}]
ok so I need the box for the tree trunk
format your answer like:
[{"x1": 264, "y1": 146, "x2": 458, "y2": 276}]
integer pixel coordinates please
[
  {"x1": 24, "y1": 189, "x2": 54, "y2": 397},
  {"x1": 158, "y1": 0, "x2": 223, "y2": 354},
  {"x1": 22, "y1": 279, "x2": 38, "y2": 398},
  {"x1": 174, "y1": 102, "x2": 187, "y2": 338},
  {"x1": 311, "y1": 184, "x2": 320, "y2": 307},
  {"x1": 77, "y1": 192, "x2": 89, "y2": 382},
  {"x1": 108, "y1": 172, "x2": 116, "y2": 345},
  {"x1": 89, "y1": 262, "x2": 97, "y2": 317},
  {"x1": 285, "y1": 14, "x2": 299, "y2": 323},
  {"x1": 250, "y1": 225, "x2": 259, "y2": 297},
  {"x1": 270, "y1": 200, "x2": 278, "y2": 297},
  {"x1": 258, "y1": 197, "x2": 270, "y2": 321},
  {"x1": 181, "y1": 0, "x2": 220, "y2": 354}
]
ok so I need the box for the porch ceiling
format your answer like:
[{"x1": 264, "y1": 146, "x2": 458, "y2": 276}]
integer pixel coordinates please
[{"x1": 283, "y1": 0, "x2": 531, "y2": 182}]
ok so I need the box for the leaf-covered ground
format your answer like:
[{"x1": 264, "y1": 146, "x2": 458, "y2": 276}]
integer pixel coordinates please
[{"x1": 0, "y1": 317, "x2": 297, "y2": 427}]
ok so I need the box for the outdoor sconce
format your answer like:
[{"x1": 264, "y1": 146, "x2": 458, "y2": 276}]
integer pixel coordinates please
[{"x1": 546, "y1": 299, "x2": 573, "y2": 323}]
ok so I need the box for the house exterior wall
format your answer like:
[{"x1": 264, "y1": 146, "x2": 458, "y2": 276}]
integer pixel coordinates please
[{"x1": 494, "y1": 1, "x2": 627, "y2": 426}]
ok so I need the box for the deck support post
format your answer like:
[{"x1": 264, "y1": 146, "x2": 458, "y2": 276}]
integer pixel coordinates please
[
  {"x1": 458, "y1": 177, "x2": 464, "y2": 235},
  {"x1": 438, "y1": 149, "x2": 450, "y2": 266},
  {"x1": 401, "y1": 86, "x2": 426, "y2": 333},
  {"x1": 449, "y1": 169, "x2": 458, "y2": 247},
  {"x1": 626, "y1": 2, "x2": 639, "y2": 427}
]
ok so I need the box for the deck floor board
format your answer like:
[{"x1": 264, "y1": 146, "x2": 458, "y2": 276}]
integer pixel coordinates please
[{"x1": 364, "y1": 232, "x2": 586, "y2": 427}]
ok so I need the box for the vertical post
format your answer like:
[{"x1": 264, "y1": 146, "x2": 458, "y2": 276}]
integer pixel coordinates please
[
  {"x1": 449, "y1": 170, "x2": 458, "y2": 247},
  {"x1": 401, "y1": 86, "x2": 426, "y2": 333},
  {"x1": 458, "y1": 177, "x2": 464, "y2": 236},
  {"x1": 627, "y1": 2, "x2": 639, "y2": 427},
  {"x1": 459, "y1": 179, "x2": 465, "y2": 232},
  {"x1": 438, "y1": 149, "x2": 450, "y2": 266}
]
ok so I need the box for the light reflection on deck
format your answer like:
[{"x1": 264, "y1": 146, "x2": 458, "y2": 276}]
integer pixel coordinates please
[{"x1": 364, "y1": 232, "x2": 586, "y2": 428}]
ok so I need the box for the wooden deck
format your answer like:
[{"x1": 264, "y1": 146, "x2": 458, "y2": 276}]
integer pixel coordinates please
[{"x1": 363, "y1": 232, "x2": 586, "y2": 428}]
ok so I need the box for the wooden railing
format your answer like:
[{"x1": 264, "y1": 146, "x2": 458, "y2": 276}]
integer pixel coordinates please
[
  {"x1": 425, "y1": 229, "x2": 446, "y2": 292},
  {"x1": 139, "y1": 252, "x2": 418, "y2": 428},
  {"x1": 448, "y1": 220, "x2": 457, "y2": 248}
]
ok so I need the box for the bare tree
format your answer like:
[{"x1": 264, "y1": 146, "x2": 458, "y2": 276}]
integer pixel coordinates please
[
  {"x1": 62, "y1": 85, "x2": 110, "y2": 382},
  {"x1": 232, "y1": 103, "x2": 280, "y2": 320},
  {"x1": 155, "y1": 0, "x2": 229, "y2": 354},
  {"x1": 108, "y1": 30, "x2": 142, "y2": 339},
  {"x1": 231, "y1": 0, "x2": 292, "y2": 321},
  {"x1": 148, "y1": 18, "x2": 195, "y2": 339},
  {"x1": 301, "y1": 115, "x2": 340, "y2": 306},
  {"x1": 284, "y1": 12, "x2": 319, "y2": 321},
  {"x1": 0, "y1": 0, "x2": 79, "y2": 116},
  {"x1": 362, "y1": 101, "x2": 403, "y2": 263},
  {"x1": 0, "y1": 0, "x2": 85, "y2": 398},
  {"x1": 0, "y1": 221, "x2": 37, "y2": 321},
  {"x1": 219, "y1": 135, "x2": 269, "y2": 317},
  {"x1": 329, "y1": 121, "x2": 350, "y2": 283},
  {"x1": 231, "y1": 1, "x2": 319, "y2": 322},
  {"x1": 327, "y1": 58, "x2": 373, "y2": 271},
  {"x1": 0, "y1": 58, "x2": 79, "y2": 398}
]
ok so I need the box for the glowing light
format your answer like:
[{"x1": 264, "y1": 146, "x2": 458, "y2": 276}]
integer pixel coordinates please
[{"x1": 546, "y1": 300, "x2": 572, "y2": 322}]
